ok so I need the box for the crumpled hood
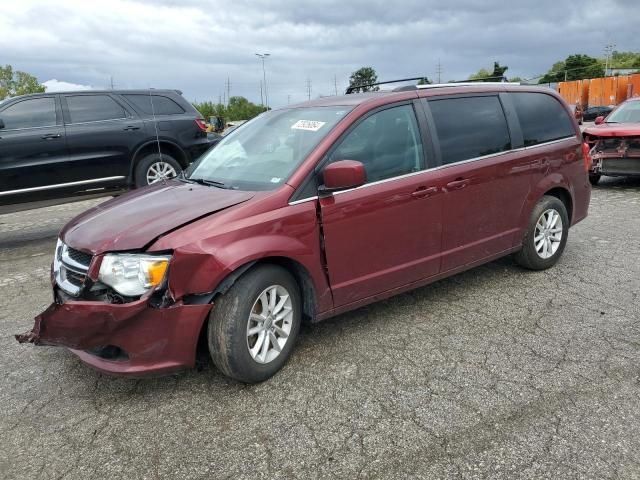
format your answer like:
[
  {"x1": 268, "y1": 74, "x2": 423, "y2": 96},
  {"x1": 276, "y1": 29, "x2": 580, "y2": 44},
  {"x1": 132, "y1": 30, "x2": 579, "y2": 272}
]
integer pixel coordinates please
[
  {"x1": 583, "y1": 123, "x2": 640, "y2": 137},
  {"x1": 60, "y1": 180, "x2": 254, "y2": 254}
]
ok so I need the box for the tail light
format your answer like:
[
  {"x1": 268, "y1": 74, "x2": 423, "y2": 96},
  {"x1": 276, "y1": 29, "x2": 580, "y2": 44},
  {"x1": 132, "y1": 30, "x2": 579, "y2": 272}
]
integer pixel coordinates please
[
  {"x1": 581, "y1": 142, "x2": 592, "y2": 172},
  {"x1": 195, "y1": 118, "x2": 207, "y2": 132}
]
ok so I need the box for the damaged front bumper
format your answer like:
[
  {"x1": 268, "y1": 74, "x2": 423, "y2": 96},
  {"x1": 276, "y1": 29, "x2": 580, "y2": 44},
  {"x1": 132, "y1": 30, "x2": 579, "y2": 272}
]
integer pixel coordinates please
[
  {"x1": 588, "y1": 136, "x2": 640, "y2": 176},
  {"x1": 16, "y1": 294, "x2": 212, "y2": 376}
]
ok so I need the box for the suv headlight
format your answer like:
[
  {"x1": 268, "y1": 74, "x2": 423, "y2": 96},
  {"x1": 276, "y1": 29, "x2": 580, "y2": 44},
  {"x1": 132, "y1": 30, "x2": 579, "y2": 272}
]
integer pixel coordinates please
[{"x1": 98, "y1": 254, "x2": 171, "y2": 297}]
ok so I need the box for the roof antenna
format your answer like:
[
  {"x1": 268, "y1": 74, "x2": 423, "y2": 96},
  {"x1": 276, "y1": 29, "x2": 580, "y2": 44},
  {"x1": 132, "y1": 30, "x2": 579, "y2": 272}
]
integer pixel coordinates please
[{"x1": 148, "y1": 88, "x2": 166, "y2": 185}]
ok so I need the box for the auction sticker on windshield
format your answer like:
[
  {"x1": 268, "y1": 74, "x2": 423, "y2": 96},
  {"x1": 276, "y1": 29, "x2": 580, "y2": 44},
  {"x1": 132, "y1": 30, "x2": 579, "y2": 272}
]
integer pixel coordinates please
[{"x1": 291, "y1": 120, "x2": 326, "y2": 132}]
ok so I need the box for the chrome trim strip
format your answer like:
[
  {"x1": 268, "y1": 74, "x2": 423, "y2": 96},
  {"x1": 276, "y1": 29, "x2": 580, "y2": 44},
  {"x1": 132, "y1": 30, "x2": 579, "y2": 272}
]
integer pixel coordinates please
[
  {"x1": 288, "y1": 136, "x2": 577, "y2": 201},
  {"x1": 0, "y1": 176, "x2": 125, "y2": 196},
  {"x1": 288, "y1": 196, "x2": 318, "y2": 205}
]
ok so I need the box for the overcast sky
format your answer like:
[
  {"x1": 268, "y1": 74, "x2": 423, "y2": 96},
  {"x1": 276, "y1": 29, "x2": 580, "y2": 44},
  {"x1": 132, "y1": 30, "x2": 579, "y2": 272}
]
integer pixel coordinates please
[{"x1": 1, "y1": 0, "x2": 637, "y2": 107}]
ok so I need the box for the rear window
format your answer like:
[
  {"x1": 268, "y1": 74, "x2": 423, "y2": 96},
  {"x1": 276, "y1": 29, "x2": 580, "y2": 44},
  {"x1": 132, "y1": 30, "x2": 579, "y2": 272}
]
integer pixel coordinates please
[
  {"x1": 427, "y1": 96, "x2": 511, "y2": 165},
  {"x1": 123, "y1": 94, "x2": 185, "y2": 115},
  {"x1": 511, "y1": 92, "x2": 575, "y2": 146},
  {"x1": 66, "y1": 95, "x2": 127, "y2": 123}
]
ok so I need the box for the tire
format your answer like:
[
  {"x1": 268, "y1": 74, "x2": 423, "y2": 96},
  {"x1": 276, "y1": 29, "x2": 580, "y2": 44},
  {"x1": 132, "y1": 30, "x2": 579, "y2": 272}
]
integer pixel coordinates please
[
  {"x1": 588, "y1": 173, "x2": 601, "y2": 186},
  {"x1": 514, "y1": 195, "x2": 569, "y2": 271},
  {"x1": 207, "y1": 265, "x2": 302, "y2": 383},
  {"x1": 134, "y1": 153, "x2": 182, "y2": 187}
]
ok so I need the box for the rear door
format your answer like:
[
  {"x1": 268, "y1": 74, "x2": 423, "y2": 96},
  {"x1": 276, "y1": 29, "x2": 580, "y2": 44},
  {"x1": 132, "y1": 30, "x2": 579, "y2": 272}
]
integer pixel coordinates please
[
  {"x1": 319, "y1": 102, "x2": 443, "y2": 307},
  {"x1": 61, "y1": 93, "x2": 145, "y2": 183},
  {"x1": 0, "y1": 95, "x2": 69, "y2": 199},
  {"x1": 423, "y1": 94, "x2": 526, "y2": 272}
]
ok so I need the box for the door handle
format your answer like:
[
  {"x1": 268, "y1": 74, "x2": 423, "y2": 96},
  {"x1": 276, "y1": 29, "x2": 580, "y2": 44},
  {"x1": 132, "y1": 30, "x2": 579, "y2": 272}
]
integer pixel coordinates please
[
  {"x1": 123, "y1": 125, "x2": 140, "y2": 131},
  {"x1": 411, "y1": 186, "x2": 438, "y2": 198},
  {"x1": 41, "y1": 133, "x2": 61, "y2": 140},
  {"x1": 445, "y1": 179, "x2": 470, "y2": 190}
]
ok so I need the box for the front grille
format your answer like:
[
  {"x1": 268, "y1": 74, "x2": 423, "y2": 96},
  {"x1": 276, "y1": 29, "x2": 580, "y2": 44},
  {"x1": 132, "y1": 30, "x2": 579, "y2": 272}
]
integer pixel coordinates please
[
  {"x1": 66, "y1": 247, "x2": 92, "y2": 268},
  {"x1": 54, "y1": 240, "x2": 93, "y2": 297}
]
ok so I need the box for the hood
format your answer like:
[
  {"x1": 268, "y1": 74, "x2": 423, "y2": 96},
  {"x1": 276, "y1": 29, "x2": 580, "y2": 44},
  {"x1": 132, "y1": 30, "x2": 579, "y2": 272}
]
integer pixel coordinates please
[
  {"x1": 583, "y1": 123, "x2": 640, "y2": 137},
  {"x1": 61, "y1": 180, "x2": 254, "y2": 254}
]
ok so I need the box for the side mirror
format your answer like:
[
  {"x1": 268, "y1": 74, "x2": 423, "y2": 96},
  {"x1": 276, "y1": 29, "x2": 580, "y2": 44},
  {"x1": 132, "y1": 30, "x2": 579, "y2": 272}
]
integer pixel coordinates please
[
  {"x1": 594, "y1": 116, "x2": 605, "y2": 125},
  {"x1": 0, "y1": 118, "x2": 4, "y2": 129},
  {"x1": 320, "y1": 160, "x2": 366, "y2": 193}
]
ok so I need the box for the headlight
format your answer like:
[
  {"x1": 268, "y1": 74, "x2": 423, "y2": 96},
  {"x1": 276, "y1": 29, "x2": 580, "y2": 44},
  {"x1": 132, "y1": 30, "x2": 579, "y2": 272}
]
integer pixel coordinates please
[{"x1": 98, "y1": 254, "x2": 171, "y2": 297}]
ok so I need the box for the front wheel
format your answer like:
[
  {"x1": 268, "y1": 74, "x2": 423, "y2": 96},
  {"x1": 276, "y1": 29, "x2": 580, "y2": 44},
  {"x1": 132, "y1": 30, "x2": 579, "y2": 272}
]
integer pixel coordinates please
[
  {"x1": 514, "y1": 195, "x2": 569, "y2": 271},
  {"x1": 207, "y1": 265, "x2": 301, "y2": 383}
]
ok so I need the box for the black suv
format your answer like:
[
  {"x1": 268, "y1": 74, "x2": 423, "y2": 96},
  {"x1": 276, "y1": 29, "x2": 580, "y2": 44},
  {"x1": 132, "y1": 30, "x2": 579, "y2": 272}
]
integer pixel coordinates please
[{"x1": 0, "y1": 89, "x2": 216, "y2": 213}]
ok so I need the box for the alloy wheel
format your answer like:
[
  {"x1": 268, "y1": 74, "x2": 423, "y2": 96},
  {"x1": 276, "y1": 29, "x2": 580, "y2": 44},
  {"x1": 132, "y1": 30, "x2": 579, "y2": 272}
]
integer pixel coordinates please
[
  {"x1": 146, "y1": 161, "x2": 177, "y2": 184},
  {"x1": 246, "y1": 285, "x2": 293, "y2": 364},
  {"x1": 534, "y1": 208, "x2": 563, "y2": 259}
]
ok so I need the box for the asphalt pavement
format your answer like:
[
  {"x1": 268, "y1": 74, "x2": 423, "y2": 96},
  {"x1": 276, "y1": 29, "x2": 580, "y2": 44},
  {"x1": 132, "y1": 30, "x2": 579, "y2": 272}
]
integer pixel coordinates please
[{"x1": 1, "y1": 177, "x2": 639, "y2": 479}]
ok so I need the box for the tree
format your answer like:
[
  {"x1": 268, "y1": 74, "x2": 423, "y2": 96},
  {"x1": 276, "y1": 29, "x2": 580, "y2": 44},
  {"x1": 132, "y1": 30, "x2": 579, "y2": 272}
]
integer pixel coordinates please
[
  {"x1": 468, "y1": 62, "x2": 509, "y2": 82},
  {"x1": 538, "y1": 54, "x2": 604, "y2": 83},
  {"x1": 348, "y1": 67, "x2": 379, "y2": 93},
  {"x1": 192, "y1": 96, "x2": 267, "y2": 123},
  {"x1": 417, "y1": 77, "x2": 433, "y2": 85},
  {"x1": 0, "y1": 65, "x2": 45, "y2": 100}
]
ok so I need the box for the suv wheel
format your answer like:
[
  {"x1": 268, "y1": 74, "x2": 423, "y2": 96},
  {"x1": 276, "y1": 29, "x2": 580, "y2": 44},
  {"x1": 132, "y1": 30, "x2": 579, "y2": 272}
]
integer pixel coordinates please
[
  {"x1": 135, "y1": 153, "x2": 182, "y2": 187},
  {"x1": 588, "y1": 173, "x2": 601, "y2": 186},
  {"x1": 207, "y1": 265, "x2": 301, "y2": 383},
  {"x1": 514, "y1": 195, "x2": 569, "y2": 270}
]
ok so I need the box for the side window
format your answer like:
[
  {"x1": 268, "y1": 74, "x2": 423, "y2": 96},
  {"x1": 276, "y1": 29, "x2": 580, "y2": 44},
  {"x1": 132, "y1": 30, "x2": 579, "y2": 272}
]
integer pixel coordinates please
[
  {"x1": 428, "y1": 96, "x2": 511, "y2": 165},
  {"x1": 511, "y1": 92, "x2": 575, "y2": 146},
  {"x1": 328, "y1": 104, "x2": 424, "y2": 183},
  {"x1": 0, "y1": 97, "x2": 56, "y2": 129},
  {"x1": 123, "y1": 94, "x2": 185, "y2": 115},
  {"x1": 66, "y1": 95, "x2": 127, "y2": 123}
]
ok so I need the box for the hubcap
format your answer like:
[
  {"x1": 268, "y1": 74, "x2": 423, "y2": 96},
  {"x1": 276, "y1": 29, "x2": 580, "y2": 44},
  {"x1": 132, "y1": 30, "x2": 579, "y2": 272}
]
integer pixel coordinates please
[
  {"x1": 534, "y1": 208, "x2": 563, "y2": 259},
  {"x1": 146, "y1": 161, "x2": 177, "y2": 184},
  {"x1": 246, "y1": 285, "x2": 293, "y2": 364}
]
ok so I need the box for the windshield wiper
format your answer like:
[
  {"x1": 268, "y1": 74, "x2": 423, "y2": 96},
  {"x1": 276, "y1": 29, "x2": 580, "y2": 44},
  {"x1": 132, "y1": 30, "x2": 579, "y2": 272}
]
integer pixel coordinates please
[{"x1": 187, "y1": 177, "x2": 230, "y2": 189}]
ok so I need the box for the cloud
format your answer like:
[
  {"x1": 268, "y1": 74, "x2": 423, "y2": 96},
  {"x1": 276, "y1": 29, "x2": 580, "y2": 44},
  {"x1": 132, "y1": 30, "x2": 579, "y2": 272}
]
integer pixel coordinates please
[
  {"x1": 1, "y1": 0, "x2": 636, "y2": 107},
  {"x1": 43, "y1": 79, "x2": 93, "y2": 92}
]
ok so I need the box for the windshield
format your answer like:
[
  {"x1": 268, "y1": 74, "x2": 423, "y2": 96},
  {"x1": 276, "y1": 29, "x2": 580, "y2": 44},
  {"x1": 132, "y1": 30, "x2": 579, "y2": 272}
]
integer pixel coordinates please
[
  {"x1": 606, "y1": 101, "x2": 640, "y2": 123},
  {"x1": 186, "y1": 106, "x2": 352, "y2": 190}
]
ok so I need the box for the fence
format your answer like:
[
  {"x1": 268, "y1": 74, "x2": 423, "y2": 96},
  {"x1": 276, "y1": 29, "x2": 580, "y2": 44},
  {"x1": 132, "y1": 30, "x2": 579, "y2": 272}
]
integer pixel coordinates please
[{"x1": 557, "y1": 73, "x2": 640, "y2": 107}]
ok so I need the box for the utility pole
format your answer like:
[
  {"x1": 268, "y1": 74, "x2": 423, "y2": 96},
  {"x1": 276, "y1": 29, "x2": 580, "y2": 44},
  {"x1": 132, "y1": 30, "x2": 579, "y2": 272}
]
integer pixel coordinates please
[
  {"x1": 255, "y1": 53, "x2": 270, "y2": 109},
  {"x1": 334, "y1": 75, "x2": 338, "y2": 96},
  {"x1": 436, "y1": 59, "x2": 442, "y2": 84},
  {"x1": 604, "y1": 43, "x2": 616, "y2": 77},
  {"x1": 306, "y1": 78, "x2": 312, "y2": 100},
  {"x1": 287, "y1": 94, "x2": 291, "y2": 104},
  {"x1": 110, "y1": 76, "x2": 115, "y2": 89},
  {"x1": 259, "y1": 81, "x2": 264, "y2": 106},
  {"x1": 225, "y1": 77, "x2": 231, "y2": 106}
]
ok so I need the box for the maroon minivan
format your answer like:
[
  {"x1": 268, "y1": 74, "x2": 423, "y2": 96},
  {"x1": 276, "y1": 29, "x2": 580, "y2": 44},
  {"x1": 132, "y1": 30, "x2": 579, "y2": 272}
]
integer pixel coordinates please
[{"x1": 17, "y1": 84, "x2": 591, "y2": 382}]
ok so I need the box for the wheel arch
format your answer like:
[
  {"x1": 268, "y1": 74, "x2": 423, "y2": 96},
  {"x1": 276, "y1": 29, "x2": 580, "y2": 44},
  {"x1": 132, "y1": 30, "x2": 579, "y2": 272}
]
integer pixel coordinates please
[{"x1": 130, "y1": 139, "x2": 189, "y2": 182}]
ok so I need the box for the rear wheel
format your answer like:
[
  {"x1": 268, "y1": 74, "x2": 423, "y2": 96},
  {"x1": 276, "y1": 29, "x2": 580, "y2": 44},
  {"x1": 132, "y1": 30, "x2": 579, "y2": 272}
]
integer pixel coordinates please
[
  {"x1": 135, "y1": 153, "x2": 182, "y2": 187},
  {"x1": 207, "y1": 265, "x2": 301, "y2": 383},
  {"x1": 588, "y1": 173, "x2": 601, "y2": 186},
  {"x1": 514, "y1": 195, "x2": 569, "y2": 270}
]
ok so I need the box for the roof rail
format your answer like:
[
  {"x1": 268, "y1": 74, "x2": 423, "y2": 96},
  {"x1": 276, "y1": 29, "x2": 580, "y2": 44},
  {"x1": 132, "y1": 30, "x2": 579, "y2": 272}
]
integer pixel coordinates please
[{"x1": 345, "y1": 76, "x2": 510, "y2": 94}]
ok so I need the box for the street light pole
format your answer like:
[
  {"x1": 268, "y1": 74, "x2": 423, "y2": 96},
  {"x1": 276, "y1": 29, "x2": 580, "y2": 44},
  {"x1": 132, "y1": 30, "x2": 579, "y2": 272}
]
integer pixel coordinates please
[{"x1": 256, "y1": 53, "x2": 270, "y2": 109}]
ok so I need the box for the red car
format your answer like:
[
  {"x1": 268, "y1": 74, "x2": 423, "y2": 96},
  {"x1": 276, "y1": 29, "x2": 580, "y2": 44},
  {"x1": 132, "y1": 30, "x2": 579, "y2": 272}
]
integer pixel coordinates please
[
  {"x1": 17, "y1": 84, "x2": 591, "y2": 382},
  {"x1": 583, "y1": 97, "x2": 640, "y2": 185}
]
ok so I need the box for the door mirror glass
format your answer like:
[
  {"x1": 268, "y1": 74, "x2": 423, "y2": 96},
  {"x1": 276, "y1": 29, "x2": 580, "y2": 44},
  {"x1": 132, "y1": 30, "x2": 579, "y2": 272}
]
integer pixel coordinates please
[
  {"x1": 594, "y1": 116, "x2": 605, "y2": 125},
  {"x1": 321, "y1": 160, "x2": 366, "y2": 192}
]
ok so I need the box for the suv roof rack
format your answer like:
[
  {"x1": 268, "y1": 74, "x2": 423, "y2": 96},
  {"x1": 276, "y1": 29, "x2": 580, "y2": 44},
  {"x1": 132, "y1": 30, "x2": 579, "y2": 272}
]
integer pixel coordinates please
[{"x1": 345, "y1": 76, "x2": 511, "y2": 94}]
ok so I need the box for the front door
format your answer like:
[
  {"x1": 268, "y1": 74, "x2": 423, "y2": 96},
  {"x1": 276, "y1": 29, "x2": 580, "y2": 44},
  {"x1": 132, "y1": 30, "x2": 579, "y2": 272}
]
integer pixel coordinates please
[
  {"x1": 319, "y1": 103, "x2": 443, "y2": 307},
  {"x1": 0, "y1": 95, "x2": 70, "y2": 205}
]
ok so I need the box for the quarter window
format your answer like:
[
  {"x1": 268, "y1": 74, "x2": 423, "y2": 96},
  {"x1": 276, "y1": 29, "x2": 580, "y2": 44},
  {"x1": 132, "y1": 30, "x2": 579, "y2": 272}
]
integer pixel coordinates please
[
  {"x1": 1, "y1": 97, "x2": 56, "y2": 129},
  {"x1": 328, "y1": 104, "x2": 425, "y2": 183},
  {"x1": 511, "y1": 92, "x2": 575, "y2": 146},
  {"x1": 123, "y1": 94, "x2": 185, "y2": 115},
  {"x1": 66, "y1": 95, "x2": 127, "y2": 123},
  {"x1": 428, "y1": 96, "x2": 511, "y2": 165}
]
